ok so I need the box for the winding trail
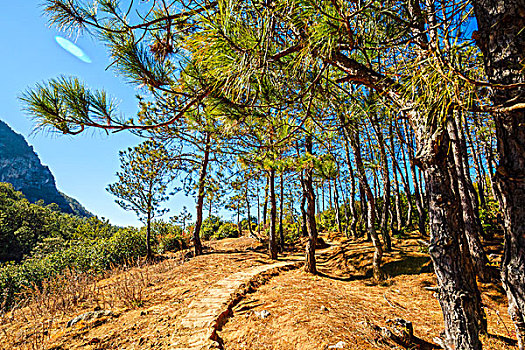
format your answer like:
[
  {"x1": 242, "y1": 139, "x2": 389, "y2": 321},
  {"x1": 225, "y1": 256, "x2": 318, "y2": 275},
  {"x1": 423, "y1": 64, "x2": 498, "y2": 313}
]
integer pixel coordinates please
[{"x1": 170, "y1": 259, "x2": 301, "y2": 350}]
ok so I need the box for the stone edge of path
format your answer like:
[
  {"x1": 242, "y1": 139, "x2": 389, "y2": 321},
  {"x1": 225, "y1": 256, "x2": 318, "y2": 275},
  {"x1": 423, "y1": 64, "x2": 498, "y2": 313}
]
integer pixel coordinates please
[{"x1": 171, "y1": 260, "x2": 302, "y2": 350}]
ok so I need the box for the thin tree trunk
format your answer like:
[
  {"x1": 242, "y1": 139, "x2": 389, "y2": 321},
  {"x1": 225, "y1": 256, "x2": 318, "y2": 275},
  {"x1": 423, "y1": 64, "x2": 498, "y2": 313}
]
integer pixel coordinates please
[
  {"x1": 246, "y1": 184, "x2": 254, "y2": 238},
  {"x1": 300, "y1": 175, "x2": 308, "y2": 237},
  {"x1": 359, "y1": 183, "x2": 369, "y2": 240},
  {"x1": 192, "y1": 133, "x2": 211, "y2": 256},
  {"x1": 334, "y1": 179, "x2": 342, "y2": 234},
  {"x1": 328, "y1": 180, "x2": 333, "y2": 209},
  {"x1": 460, "y1": 116, "x2": 485, "y2": 238},
  {"x1": 405, "y1": 121, "x2": 427, "y2": 235},
  {"x1": 279, "y1": 172, "x2": 285, "y2": 251},
  {"x1": 348, "y1": 125, "x2": 383, "y2": 279},
  {"x1": 448, "y1": 115, "x2": 492, "y2": 283},
  {"x1": 304, "y1": 137, "x2": 318, "y2": 274},
  {"x1": 269, "y1": 169, "x2": 278, "y2": 260},
  {"x1": 391, "y1": 149, "x2": 404, "y2": 231},
  {"x1": 474, "y1": 3, "x2": 525, "y2": 347},
  {"x1": 372, "y1": 115, "x2": 392, "y2": 251},
  {"x1": 146, "y1": 208, "x2": 152, "y2": 260},
  {"x1": 257, "y1": 190, "x2": 261, "y2": 237},
  {"x1": 398, "y1": 129, "x2": 414, "y2": 228},
  {"x1": 343, "y1": 136, "x2": 358, "y2": 238},
  {"x1": 322, "y1": 180, "x2": 325, "y2": 212},
  {"x1": 237, "y1": 205, "x2": 241, "y2": 236},
  {"x1": 466, "y1": 119, "x2": 487, "y2": 208},
  {"x1": 263, "y1": 177, "x2": 269, "y2": 227}
]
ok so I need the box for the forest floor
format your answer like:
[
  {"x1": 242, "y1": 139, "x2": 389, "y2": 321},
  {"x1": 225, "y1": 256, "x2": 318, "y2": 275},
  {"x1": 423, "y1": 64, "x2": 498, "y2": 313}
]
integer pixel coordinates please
[{"x1": 0, "y1": 233, "x2": 517, "y2": 350}]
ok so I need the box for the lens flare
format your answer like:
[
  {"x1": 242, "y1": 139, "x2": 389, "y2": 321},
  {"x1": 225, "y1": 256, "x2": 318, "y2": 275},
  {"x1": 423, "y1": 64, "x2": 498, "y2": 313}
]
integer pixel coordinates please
[{"x1": 55, "y1": 36, "x2": 92, "y2": 63}]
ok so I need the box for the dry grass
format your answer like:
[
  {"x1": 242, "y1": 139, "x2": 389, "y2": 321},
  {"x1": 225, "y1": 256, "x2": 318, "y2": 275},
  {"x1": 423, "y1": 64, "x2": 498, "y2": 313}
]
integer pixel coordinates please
[
  {"x1": 0, "y1": 238, "x2": 270, "y2": 349},
  {"x1": 0, "y1": 235, "x2": 517, "y2": 350},
  {"x1": 219, "y1": 269, "x2": 515, "y2": 350},
  {"x1": 218, "y1": 233, "x2": 516, "y2": 350}
]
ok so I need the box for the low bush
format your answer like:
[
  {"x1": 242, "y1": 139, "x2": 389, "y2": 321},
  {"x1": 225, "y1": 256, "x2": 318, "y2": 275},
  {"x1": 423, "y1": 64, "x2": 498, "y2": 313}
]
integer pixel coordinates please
[
  {"x1": 214, "y1": 222, "x2": 239, "y2": 239},
  {"x1": 0, "y1": 227, "x2": 147, "y2": 312},
  {"x1": 200, "y1": 216, "x2": 224, "y2": 240}
]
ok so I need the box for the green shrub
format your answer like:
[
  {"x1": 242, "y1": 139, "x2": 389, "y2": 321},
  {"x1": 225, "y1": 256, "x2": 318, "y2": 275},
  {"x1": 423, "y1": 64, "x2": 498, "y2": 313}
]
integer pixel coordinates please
[
  {"x1": 479, "y1": 199, "x2": 502, "y2": 237},
  {"x1": 0, "y1": 227, "x2": 148, "y2": 311},
  {"x1": 200, "y1": 216, "x2": 223, "y2": 240},
  {"x1": 106, "y1": 228, "x2": 147, "y2": 265},
  {"x1": 214, "y1": 223, "x2": 239, "y2": 239}
]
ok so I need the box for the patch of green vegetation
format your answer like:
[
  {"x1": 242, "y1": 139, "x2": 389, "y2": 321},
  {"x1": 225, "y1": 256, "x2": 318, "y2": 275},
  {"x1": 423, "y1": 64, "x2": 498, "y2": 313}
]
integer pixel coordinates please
[{"x1": 0, "y1": 183, "x2": 189, "y2": 311}]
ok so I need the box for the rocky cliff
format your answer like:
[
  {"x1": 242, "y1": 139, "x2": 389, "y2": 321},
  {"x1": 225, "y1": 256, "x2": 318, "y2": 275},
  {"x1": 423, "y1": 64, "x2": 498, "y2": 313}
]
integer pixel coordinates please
[{"x1": 0, "y1": 120, "x2": 92, "y2": 217}]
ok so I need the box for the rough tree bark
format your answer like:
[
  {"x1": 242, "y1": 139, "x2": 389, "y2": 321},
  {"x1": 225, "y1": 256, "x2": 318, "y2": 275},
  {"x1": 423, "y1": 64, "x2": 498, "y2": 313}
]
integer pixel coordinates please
[
  {"x1": 474, "y1": 2, "x2": 525, "y2": 347},
  {"x1": 304, "y1": 136, "x2": 318, "y2": 274},
  {"x1": 448, "y1": 116, "x2": 492, "y2": 283},
  {"x1": 192, "y1": 132, "x2": 211, "y2": 256},
  {"x1": 424, "y1": 131, "x2": 484, "y2": 350},
  {"x1": 372, "y1": 115, "x2": 392, "y2": 251}
]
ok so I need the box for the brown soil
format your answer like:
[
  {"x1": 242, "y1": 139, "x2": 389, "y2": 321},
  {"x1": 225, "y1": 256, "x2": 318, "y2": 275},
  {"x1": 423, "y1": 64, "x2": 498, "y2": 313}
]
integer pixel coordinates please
[{"x1": 0, "y1": 234, "x2": 517, "y2": 350}]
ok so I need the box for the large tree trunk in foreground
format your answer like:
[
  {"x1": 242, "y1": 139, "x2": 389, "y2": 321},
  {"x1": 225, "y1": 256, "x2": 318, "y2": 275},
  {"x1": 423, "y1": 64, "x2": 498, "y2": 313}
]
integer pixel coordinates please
[
  {"x1": 192, "y1": 133, "x2": 211, "y2": 256},
  {"x1": 424, "y1": 133, "x2": 484, "y2": 350},
  {"x1": 304, "y1": 137, "x2": 318, "y2": 274},
  {"x1": 474, "y1": 2, "x2": 525, "y2": 348}
]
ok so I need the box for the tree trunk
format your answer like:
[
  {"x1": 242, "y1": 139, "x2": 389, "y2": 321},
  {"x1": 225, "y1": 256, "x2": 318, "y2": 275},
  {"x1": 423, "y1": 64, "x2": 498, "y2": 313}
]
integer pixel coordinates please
[
  {"x1": 304, "y1": 137, "x2": 318, "y2": 274},
  {"x1": 257, "y1": 190, "x2": 261, "y2": 237},
  {"x1": 474, "y1": 2, "x2": 525, "y2": 347},
  {"x1": 405, "y1": 121, "x2": 427, "y2": 235},
  {"x1": 192, "y1": 133, "x2": 211, "y2": 256},
  {"x1": 459, "y1": 117, "x2": 485, "y2": 238},
  {"x1": 268, "y1": 169, "x2": 278, "y2": 260},
  {"x1": 246, "y1": 184, "x2": 254, "y2": 237},
  {"x1": 424, "y1": 134, "x2": 484, "y2": 350},
  {"x1": 448, "y1": 116, "x2": 492, "y2": 283},
  {"x1": 348, "y1": 126, "x2": 383, "y2": 280},
  {"x1": 237, "y1": 204, "x2": 241, "y2": 236},
  {"x1": 398, "y1": 129, "x2": 414, "y2": 228},
  {"x1": 263, "y1": 177, "x2": 269, "y2": 227},
  {"x1": 343, "y1": 136, "x2": 358, "y2": 238},
  {"x1": 300, "y1": 172, "x2": 308, "y2": 237},
  {"x1": 334, "y1": 179, "x2": 342, "y2": 234},
  {"x1": 146, "y1": 209, "x2": 152, "y2": 260},
  {"x1": 372, "y1": 116, "x2": 392, "y2": 251},
  {"x1": 279, "y1": 172, "x2": 285, "y2": 251},
  {"x1": 466, "y1": 119, "x2": 487, "y2": 208},
  {"x1": 359, "y1": 183, "x2": 369, "y2": 240}
]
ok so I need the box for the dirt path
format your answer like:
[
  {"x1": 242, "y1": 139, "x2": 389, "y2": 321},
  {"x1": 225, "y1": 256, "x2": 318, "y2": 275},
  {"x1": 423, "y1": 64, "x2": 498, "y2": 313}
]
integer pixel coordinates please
[
  {"x1": 170, "y1": 260, "x2": 301, "y2": 350},
  {"x1": 0, "y1": 237, "x2": 302, "y2": 350}
]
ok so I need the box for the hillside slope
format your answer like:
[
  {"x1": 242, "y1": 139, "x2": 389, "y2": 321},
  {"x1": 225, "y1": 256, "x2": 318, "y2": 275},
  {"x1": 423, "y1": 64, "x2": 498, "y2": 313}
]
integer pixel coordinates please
[
  {"x1": 0, "y1": 120, "x2": 92, "y2": 217},
  {"x1": 0, "y1": 236, "x2": 516, "y2": 350}
]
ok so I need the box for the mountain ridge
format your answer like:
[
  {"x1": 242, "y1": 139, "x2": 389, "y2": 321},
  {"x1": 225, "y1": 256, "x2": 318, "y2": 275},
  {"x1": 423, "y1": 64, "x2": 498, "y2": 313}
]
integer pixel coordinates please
[{"x1": 0, "y1": 119, "x2": 92, "y2": 217}]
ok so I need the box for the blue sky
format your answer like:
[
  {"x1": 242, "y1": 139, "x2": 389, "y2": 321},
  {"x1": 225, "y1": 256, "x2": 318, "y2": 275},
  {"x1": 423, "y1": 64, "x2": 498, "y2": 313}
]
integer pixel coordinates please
[{"x1": 0, "y1": 1, "x2": 195, "y2": 226}]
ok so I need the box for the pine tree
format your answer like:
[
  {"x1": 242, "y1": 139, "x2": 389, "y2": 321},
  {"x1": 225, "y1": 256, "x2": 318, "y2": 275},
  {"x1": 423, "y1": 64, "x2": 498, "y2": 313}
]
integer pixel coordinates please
[{"x1": 107, "y1": 140, "x2": 176, "y2": 260}]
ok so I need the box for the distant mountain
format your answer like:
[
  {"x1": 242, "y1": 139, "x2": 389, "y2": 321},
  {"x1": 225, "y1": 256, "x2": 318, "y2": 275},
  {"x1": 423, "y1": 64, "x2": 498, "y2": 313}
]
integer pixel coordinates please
[{"x1": 0, "y1": 120, "x2": 92, "y2": 217}]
